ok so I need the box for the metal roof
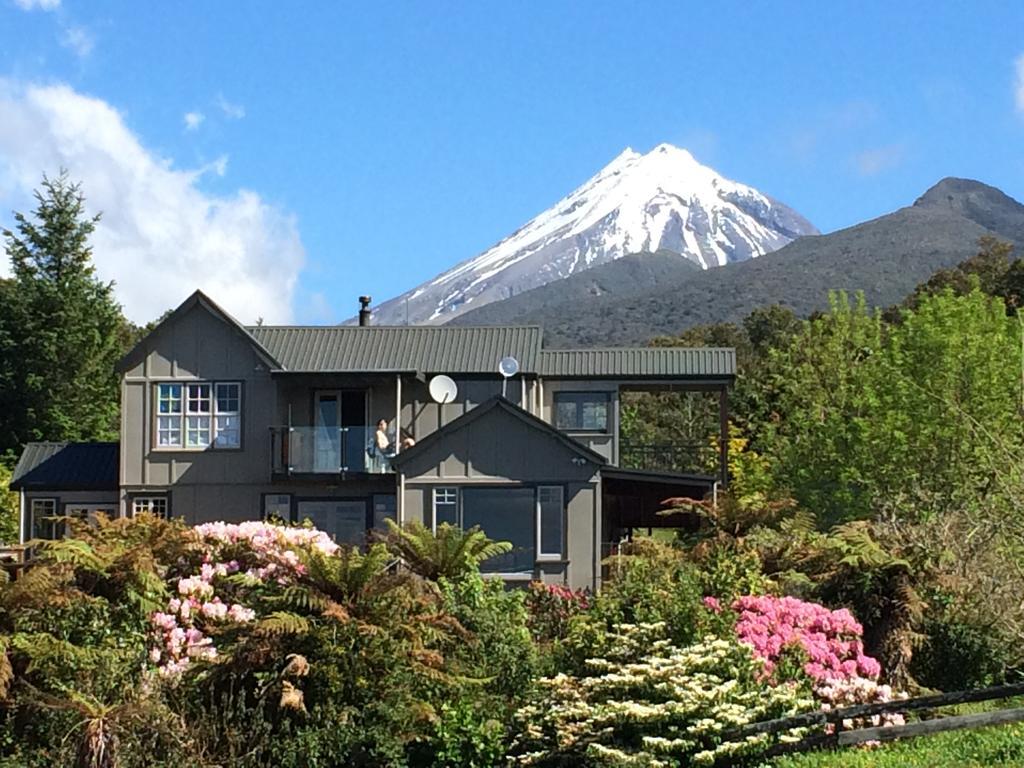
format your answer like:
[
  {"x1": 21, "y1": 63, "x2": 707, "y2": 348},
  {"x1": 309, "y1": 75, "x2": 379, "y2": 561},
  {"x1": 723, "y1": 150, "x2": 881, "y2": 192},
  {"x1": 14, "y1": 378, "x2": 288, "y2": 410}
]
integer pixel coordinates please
[
  {"x1": 539, "y1": 347, "x2": 735, "y2": 378},
  {"x1": 246, "y1": 325, "x2": 544, "y2": 374},
  {"x1": 10, "y1": 442, "x2": 120, "y2": 491}
]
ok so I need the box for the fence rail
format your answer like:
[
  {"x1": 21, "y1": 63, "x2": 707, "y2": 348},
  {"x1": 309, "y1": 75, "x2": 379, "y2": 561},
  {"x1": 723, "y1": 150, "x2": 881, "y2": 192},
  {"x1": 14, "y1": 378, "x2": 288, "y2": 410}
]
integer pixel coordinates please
[
  {"x1": 618, "y1": 441, "x2": 709, "y2": 475},
  {"x1": 718, "y1": 680, "x2": 1024, "y2": 762}
]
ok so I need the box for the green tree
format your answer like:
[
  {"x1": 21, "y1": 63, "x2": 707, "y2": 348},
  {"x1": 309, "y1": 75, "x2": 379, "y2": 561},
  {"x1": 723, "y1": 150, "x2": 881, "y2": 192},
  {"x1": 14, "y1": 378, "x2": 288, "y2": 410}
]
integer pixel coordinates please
[{"x1": 0, "y1": 172, "x2": 129, "y2": 464}]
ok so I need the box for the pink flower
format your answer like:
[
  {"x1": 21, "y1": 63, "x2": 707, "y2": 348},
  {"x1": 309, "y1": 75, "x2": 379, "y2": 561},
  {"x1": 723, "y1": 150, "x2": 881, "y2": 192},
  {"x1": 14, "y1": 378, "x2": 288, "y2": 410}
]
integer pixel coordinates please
[{"x1": 702, "y1": 596, "x2": 722, "y2": 613}]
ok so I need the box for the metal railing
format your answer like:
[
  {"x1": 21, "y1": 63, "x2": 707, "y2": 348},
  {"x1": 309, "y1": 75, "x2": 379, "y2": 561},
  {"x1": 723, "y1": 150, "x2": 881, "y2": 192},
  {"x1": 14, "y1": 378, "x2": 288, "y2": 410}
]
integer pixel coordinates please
[
  {"x1": 618, "y1": 441, "x2": 711, "y2": 475},
  {"x1": 270, "y1": 426, "x2": 394, "y2": 475}
]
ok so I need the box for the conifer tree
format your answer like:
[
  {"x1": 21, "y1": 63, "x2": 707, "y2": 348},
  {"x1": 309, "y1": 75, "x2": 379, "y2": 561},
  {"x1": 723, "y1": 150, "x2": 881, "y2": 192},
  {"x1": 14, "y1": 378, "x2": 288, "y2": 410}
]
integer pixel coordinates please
[{"x1": 0, "y1": 171, "x2": 128, "y2": 463}]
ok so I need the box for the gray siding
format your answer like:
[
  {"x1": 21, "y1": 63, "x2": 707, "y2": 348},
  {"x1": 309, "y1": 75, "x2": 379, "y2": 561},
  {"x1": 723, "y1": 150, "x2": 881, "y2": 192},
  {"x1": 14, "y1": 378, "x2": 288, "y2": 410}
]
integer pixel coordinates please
[
  {"x1": 120, "y1": 302, "x2": 277, "y2": 519},
  {"x1": 399, "y1": 404, "x2": 602, "y2": 590}
]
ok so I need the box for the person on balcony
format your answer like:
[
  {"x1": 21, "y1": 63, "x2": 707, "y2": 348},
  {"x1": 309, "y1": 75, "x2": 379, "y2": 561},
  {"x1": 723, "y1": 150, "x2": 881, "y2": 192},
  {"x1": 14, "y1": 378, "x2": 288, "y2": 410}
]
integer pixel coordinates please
[{"x1": 369, "y1": 419, "x2": 394, "y2": 472}]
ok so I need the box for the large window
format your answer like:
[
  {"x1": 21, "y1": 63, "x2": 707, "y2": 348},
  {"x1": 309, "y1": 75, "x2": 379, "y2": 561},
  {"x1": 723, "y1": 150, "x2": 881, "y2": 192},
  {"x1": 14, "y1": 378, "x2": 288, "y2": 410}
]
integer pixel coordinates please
[
  {"x1": 263, "y1": 493, "x2": 292, "y2": 521},
  {"x1": 431, "y1": 486, "x2": 566, "y2": 573},
  {"x1": 554, "y1": 392, "x2": 610, "y2": 432},
  {"x1": 156, "y1": 382, "x2": 241, "y2": 449},
  {"x1": 296, "y1": 500, "x2": 367, "y2": 547}
]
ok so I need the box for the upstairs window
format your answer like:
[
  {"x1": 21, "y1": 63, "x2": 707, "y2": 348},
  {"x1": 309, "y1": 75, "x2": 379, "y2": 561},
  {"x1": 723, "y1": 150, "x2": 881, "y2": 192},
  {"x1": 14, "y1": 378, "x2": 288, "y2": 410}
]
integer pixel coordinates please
[
  {"x1": 554, "y1": 392, "x2": 610, "y2": 432},
  {"x1": 156, "y1": 382, "x2": 241, "y2": 449}
]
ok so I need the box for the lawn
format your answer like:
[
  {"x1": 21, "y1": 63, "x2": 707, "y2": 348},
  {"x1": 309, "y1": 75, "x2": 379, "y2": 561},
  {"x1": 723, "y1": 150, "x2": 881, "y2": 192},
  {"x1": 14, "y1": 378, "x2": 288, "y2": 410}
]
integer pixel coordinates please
[{"x1": 768, "y1": 720, "x2": 1024, "y2": 767}]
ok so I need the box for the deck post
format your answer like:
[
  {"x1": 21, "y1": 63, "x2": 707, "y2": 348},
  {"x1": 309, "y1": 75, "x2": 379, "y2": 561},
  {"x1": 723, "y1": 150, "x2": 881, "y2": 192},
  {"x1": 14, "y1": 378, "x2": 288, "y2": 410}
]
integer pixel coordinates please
[{"x1": 718, "y1": 385, "x2": 729, "y2": 487}]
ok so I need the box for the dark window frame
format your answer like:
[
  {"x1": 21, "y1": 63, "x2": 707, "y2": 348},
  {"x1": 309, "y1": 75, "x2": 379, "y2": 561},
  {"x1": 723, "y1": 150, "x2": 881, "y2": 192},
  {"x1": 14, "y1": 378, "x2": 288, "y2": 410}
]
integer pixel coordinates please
[{"x1": 553, "y1": 391, "x2": 611, "y2": 433}]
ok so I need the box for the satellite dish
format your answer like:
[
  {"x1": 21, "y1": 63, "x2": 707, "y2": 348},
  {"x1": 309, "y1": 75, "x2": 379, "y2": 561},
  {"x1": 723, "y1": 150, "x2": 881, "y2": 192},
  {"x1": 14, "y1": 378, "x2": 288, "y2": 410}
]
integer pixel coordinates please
[
  {"x1": 498, "y1": 356, "x2": 520, "y2": 378},
  {"x1": 429, "y1": 374, "x2": 458, "y2": 404}
]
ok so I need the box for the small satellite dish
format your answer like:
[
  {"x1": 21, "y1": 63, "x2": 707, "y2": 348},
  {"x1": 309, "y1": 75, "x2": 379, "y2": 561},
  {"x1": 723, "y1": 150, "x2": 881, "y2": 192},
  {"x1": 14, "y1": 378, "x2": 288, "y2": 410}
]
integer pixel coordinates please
[
  {"x1": 429, "y1": 374, "x2": 458, "y2": 404},
  {"x1": 498, "y1": 356, "x2": 520, "y2": 378}
]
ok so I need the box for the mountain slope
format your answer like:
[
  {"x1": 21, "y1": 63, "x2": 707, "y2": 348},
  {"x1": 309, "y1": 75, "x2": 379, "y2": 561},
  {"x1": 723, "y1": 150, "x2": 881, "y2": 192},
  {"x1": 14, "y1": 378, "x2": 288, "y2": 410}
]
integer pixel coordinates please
[
  {"x1": 450, "y1": 178, "x2": 1024, "y2": 346},
  {"x1": 371, "y1": 143, "x2": 817, "y2": 325}
]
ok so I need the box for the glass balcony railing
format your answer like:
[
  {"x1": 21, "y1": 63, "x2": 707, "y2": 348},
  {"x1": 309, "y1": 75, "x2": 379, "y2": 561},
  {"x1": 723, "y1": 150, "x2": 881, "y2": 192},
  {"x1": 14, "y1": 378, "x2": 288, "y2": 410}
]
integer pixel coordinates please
[{"x1": 270, "y1": 426, "x2": 395, "y2": 475}]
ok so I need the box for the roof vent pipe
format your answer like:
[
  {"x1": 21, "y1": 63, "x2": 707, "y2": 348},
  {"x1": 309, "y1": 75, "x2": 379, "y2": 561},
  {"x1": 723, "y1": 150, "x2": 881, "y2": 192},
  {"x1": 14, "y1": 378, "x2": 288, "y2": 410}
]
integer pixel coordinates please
[{"x1": 358, "y1": 296, "x2": 372, "y2": 327}]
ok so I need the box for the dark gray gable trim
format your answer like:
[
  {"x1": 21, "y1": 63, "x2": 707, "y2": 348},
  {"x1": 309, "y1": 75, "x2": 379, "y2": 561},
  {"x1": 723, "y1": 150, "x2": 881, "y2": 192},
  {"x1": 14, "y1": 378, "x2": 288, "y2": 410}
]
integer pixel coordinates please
[
  {"x1": 115, "y1": 289, "x2": 282, "y2": 373},
  {"x1": 391, "y1": 395, "x2": 606, "y2": 469}
]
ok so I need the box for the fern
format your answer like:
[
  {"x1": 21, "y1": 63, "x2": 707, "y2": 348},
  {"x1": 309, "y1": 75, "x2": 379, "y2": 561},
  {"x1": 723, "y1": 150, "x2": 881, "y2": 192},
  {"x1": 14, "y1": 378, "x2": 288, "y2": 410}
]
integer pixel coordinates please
[
  {"x1": 255, "y1": 612, "x2": 311, "y2": 637},
  {"x1": 383, "y1": 520, "x2": 512, "y2": 581}
]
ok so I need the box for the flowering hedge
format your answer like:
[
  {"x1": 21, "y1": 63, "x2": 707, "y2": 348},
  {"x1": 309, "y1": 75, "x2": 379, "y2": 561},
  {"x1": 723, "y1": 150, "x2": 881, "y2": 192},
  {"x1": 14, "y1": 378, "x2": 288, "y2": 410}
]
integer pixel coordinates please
[{"x1": 149, "y1": 521, "x2": 338, "y2": 676}]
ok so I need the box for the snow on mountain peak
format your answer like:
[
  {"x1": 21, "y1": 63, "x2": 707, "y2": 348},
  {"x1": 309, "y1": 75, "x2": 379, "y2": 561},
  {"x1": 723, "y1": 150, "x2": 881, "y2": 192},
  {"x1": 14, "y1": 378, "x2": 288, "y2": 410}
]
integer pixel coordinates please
[{"x1": 371, "y1": 143, "x2": 818, "y2": 325}]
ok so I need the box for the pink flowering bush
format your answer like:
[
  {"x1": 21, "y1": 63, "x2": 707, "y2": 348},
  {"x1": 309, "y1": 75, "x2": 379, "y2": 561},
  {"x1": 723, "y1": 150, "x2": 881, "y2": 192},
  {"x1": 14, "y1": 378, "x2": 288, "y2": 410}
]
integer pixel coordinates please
[
  {"x1": 149, "y1": 521, "x2": 339, "y2": 676},
  {"x1": 731, "y1": 595, "x2": 881, "y2": 683}
]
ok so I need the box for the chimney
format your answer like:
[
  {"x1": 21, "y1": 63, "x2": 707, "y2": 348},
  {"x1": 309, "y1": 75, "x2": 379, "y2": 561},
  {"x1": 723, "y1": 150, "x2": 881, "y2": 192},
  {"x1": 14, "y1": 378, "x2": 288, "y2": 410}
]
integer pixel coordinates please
[{"x1": 358, "y1": 295, "x2": 372, "y2": 326}]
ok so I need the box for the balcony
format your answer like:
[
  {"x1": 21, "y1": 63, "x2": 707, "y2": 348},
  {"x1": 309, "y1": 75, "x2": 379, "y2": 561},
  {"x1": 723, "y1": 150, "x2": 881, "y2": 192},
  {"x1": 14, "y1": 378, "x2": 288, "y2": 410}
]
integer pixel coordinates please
[
  {"x1": 270, "y1": 426, "x2": 395, "y2": 476},
  {"x1": 618, "y1": 441, "x2": 715, "y2": 477}
]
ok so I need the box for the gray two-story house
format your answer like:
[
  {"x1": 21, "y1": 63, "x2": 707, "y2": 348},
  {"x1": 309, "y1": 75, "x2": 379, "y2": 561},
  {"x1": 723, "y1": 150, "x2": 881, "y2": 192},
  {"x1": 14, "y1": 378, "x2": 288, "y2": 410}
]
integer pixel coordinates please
[{"x1": 10, "y1": 290, "x2": 735, "y2": 590}]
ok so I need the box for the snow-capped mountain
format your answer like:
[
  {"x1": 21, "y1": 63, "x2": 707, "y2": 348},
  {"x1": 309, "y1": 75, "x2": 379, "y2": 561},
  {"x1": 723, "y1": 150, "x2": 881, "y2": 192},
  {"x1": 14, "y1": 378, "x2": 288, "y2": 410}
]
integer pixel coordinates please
[{"x1": 371, "y1": 143, "x2": 818, "y2": 326}]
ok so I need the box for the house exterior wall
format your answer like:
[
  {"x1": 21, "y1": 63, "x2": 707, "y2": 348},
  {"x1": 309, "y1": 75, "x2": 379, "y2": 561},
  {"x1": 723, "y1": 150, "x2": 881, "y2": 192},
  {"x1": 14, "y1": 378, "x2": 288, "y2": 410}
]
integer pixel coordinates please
[
  {"x1": 541, "y1": 379, "x2": 621, "y2": 465},
  {"x1": 120, "y1": 302, "x2": 277, "y2": 519},
  {"x1": 397, "y1": 405, "x2": 603, "y2": 590},
  {"x1": 400, "y1": 376, "x2": 528, "y2": 442},
  {"x1": 20, "y1": 490, "x2": 120, "y2": 542}
]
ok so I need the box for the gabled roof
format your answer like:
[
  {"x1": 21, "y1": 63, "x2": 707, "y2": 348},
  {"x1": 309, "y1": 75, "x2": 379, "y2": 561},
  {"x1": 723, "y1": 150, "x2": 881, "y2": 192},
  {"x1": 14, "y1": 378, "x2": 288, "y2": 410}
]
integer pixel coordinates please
[
  {"x1": 116, "y1": 290, "x2": 281, "y2": 373},
  {"x1": 539, "y1": 347, "x2": 735, "y2": 378},
  {"x1": 246, "y1": 325, "x2": 543, "y2": 374},
  {"x1": 10, "y1": 442, "x2": 120, "y2": 491},
  {"x1": 391, "y1": 396, "x2": 606, "y2": 469}
]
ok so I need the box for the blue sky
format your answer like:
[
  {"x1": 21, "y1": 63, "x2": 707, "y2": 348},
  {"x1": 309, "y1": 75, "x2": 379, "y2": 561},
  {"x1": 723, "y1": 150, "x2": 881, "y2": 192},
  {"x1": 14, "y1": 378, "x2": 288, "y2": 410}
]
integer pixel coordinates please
[{"x1": 1, "y1": 0, "x2": 1023, "y2": 324}]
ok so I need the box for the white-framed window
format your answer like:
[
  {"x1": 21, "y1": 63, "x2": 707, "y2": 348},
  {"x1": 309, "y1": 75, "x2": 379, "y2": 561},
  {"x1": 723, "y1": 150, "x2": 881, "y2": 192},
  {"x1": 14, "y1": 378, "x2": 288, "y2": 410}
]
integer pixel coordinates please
[
  {"x1": 133, "y1": 496, "x2": 168, "y2": 519},
  {"x1": 156, "y1": 381, "x2": 241, "y2": 449},
  {"x1": 537, "y1": 486, "x2": 565, "y2": 560},
  {"x1": 554, "y1": 392, "x2": 611, "y2": 432},
  {"x1": 432, "y1": 487, "x2": 459, "y2": 529},
  {"x1": 29, "y1": 498, "x2": 58, "y2": 540},
  {"x1": 263, "y1": 493, "x2": 292, "y2": 521}
]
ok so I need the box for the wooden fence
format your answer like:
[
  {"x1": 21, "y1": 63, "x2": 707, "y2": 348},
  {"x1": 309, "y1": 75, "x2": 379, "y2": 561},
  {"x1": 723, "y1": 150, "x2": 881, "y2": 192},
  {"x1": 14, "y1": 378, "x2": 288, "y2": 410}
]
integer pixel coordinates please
[{"x1": 718, "y1": 680, "x2": 1024, "y2": 760}]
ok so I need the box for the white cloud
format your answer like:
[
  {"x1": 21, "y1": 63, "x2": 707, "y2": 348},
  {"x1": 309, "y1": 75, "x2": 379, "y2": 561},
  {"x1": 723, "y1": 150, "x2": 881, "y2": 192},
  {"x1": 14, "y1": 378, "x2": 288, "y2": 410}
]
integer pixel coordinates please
[
  {"x1": 183, "y1": 111, "x2": 205, "y2": 131},
  {"x1": 853, "y1": 144, "x2": 905, "y2": 177},
  {"x1": 1015, "y1": 53, "x2": 1024, "y2": 116},
  {"x1": 60, "y1": 25, "x2": 95, "y2": 58},
  {"x1": 13, "y1": 0, "x2": 60, "y2": 10},
  {"x1": 0, "y1": 80, "x2": 305, "y2": 324},
  {"x1": 216, "y1": 94, "x2": 245, "y2": 120}
]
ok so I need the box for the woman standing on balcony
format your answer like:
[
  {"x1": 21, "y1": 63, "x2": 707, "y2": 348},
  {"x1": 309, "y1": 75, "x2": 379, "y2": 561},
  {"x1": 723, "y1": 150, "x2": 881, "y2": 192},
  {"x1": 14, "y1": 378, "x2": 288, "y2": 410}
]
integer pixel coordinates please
[{"x1": 371, "y1": 419, "x2": 393, "y2": 472}]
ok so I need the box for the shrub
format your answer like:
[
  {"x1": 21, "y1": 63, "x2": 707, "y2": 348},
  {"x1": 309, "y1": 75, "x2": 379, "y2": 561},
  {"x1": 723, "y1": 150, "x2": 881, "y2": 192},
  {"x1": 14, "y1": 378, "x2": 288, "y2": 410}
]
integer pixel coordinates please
[
  {"x1": 524, "y1": 581, "x2": 590, "y2": 644},
  {"x1": 511, "y1": 622, "x2": 816, "y2": 767}
]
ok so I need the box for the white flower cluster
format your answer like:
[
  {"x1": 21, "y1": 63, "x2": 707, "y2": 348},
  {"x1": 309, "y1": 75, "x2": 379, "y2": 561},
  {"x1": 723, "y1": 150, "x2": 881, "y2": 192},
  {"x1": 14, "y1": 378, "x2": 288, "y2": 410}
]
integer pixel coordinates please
[{"x1": 512, "y1": 623, "x2": 815, "y2": 766}]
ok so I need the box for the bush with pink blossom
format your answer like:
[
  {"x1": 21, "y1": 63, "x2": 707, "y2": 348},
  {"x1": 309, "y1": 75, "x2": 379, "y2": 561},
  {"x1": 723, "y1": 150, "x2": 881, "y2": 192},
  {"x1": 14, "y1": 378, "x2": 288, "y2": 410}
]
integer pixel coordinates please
[
  {"x1": 149, "y1": 520, "x2": 338, "y2": 676},
  {"x1": 730, "y1": 595, "x2": 882, "y2": 684}
]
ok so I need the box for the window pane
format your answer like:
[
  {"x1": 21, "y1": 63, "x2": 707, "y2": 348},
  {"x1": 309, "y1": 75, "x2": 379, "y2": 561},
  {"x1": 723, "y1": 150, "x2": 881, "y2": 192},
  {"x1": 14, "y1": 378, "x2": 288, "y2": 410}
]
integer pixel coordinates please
[
  {"x1": 538, "y1": 486, "x2": 564, "y2": 557},
  {"x1": 186, "y1": 416, "x2": 211, "y2": 447},
  {"x1": 158, "y1": 384, "x2": 182, "y2": 414},
  {"x1": 462, "y1": 487, "x2": 535, "y2": 573},
  {"x1": 216, "y1": 383, "x2": 240, "y2": 413},
  {"x1": 581, "y1": 399, "x2": 608, "y2": 431},
  {"x1": 30, "y1": 499, "x2": 57, "y2": 540},
  {"x1": 433, "y1": 487, "x2": 458, "y2": 528},
  {"x1": 214, "y1": 415, "x2": 240, "y2": 447},
  {"x1": 555, "y1": 400, "x2": 578, "y2": 430},
  {"x1": 186, "y1": 384, "x2": 211, "y2": 413},
  {"x1": 263, "y1": 494, "x2": 291, "y2": 521},
  {"x1": 296, "y1": 500, "x2": 366, "y2": 547},
  {"x1": 157, "y1": 415, "x2": 181, "y2": 447}
]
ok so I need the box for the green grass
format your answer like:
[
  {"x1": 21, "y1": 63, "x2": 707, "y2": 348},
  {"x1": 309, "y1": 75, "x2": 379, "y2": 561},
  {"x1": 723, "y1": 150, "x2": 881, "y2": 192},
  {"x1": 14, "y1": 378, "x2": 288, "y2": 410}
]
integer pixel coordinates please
[{"x1": 768, "y1": 717, "x2": 1024, "y2": 767}]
